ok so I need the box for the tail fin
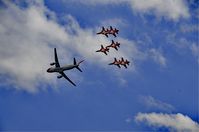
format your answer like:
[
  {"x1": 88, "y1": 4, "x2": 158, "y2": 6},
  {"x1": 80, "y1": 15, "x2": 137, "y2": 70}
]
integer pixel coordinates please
[
  {"x1": 117, "y1": 42, "x2": 120, "y2": 47},
  {"x1": 74, "y1": 58, "x2": 76, "y2": 65},
  {"x1": 126, "y1": 60, "x2": 130, "y2": 65},
  {"x1": 115, "y1": 29, "x2": 119, "y2": 34}
]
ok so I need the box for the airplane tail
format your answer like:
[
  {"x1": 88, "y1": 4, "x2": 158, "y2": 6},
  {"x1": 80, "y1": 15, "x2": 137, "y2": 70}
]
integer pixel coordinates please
[
  {"x1": 126, "y1": 61, "x2": 130, "y2": 65},
  {"x1": 117, "y1": 43, "x2": 120, "y2": 47},
  {"x1": 74, "y1": 58, "x2": 84, "y2": 72},
  {"x1": 115, "y1": 29, "x2": 119, "y2": 34}
]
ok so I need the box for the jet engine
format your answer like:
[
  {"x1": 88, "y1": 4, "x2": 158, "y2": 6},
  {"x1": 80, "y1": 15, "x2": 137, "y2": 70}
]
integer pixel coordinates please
[
  {"x1": 50, "y1": 62, "x2": 55, "y2": 66},
  {"x1": 57, "y1": 75, "x2": 62, "y2": 79}
]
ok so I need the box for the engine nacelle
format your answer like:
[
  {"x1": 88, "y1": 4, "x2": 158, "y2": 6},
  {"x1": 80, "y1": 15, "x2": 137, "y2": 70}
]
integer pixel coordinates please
[
  {"x1": 50, "y1": 62, "x2": 55, "y2": 66},
  {"x1": 57, "y1": 75, "x2": 62, "y2": 79}
]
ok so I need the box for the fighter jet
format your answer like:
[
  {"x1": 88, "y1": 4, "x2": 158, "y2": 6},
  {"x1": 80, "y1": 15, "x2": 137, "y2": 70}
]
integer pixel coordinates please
[
  {"x1": 108, "y1": 26, "x2": 119, "y2": 37},
  {"x1": 47, "y1": 48, "x2": 84, "y2": 86},
  {"x1": 96, "y1": 45, "x2": 109, "y2": 55},
  {"x1": 106, "y1": 40, "x2": 120, "y2": 51},
  {"x1": 109, "y1": 58, "x2": 121, "y2": 68},
  {"x1": 119, "y1": 57, "x2": 128, "y2": 68},
  {"x1": 96, "y1": 26, "x2": 109, "y2": 37}
]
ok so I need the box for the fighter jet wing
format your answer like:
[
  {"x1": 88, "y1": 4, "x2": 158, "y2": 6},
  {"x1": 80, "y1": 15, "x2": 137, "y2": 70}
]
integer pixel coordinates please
[
  {"x1": 59, "y1": 72, "x2": 76, "y2": 86},
  {"x1": 117, "y1": 64, "x2": 121, "y2": 68},
  {"x1": 113, "y1": 33, "x2": 116, "y2": 37},
  {"x1": 54, "y1": 48, "x2": 60, "y2": 68}
]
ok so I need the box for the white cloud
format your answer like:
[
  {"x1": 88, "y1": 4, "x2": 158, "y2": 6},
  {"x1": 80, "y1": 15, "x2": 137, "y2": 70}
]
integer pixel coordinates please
[
  {"x1": 180, "y1": 24, "x2": 199, "y2": 33},
  {"x1": 148, "y1": 49, "x2": 167, "y2": 67},
  {"x1": 190, "y1": 43, "x2": 199, "y2": 63},
  {"x1": 129, "y1": 0, "x2": 190, "y2": 20},
  {"x1": 190, "y1": 43, "x2": 199, "y2": 57},
  {"x1": 63, "y1": 0, "x2": 190, "y2": 21},
  {"x1": 135, "y1": 112, "x2": 199, "y2": 132},
  {"x1": 139, "y1": 95, "x2": 175, "y2": 112},
  {"x1": 167, "y1": 33, "x2": 198, "y2": 61},
  {"x1": 0, "y1": 0, "x2": 143, "y2": 92}
]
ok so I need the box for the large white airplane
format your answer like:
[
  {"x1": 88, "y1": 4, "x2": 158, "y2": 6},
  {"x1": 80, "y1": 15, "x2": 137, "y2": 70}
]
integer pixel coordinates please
[{"x1": 47, "y1": 48, "x2": 84, "y2": 86}]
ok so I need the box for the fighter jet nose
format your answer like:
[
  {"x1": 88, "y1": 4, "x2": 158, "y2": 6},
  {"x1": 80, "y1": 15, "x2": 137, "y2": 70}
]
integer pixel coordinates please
[{"x1": 47, "y1": 68, "x2": 50, "y2": 72}]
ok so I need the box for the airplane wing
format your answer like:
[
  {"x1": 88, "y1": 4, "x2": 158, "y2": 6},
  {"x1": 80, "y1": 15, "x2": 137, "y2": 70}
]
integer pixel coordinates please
[
  {"x1": 54, "y1": 48, "x2": 60, "y2": 67},
  {"x1": 112, "y1": 40, "x2": 114, "y2": 44},
  {"x1": 117, "y1": 64, "x2": 121, "y2": 68},
  {"x1": 59, "y1": 72, "x2": 76, "y2": 86},
  {"x1": 113, "y1": 33, "x2": 116, "y2": 37},
  {"x1": 105, "y1": 34, "x2": 108, "y2": 37},
  {"x1": 123, "y1": 64, "x2": 127, "y2": 68}
]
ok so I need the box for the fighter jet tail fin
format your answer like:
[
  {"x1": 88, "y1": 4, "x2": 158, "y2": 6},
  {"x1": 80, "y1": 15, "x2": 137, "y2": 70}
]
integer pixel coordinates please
[{"x1": 115, "y1": 30, "x2": 119, "y2": 34}]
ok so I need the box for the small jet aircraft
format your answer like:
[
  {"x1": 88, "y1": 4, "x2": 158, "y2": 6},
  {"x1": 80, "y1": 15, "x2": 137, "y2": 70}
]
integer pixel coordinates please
[
  {"x1": 96, "y1": 27, "x2": 109, "y2": 37},
  {"x1": 119, "y1": 57, "x2": 129, "y2": 68},
  {"x1": 108, "y1": 26, "x2": 119, "y2": 37},
  {"x1": 109, "y1": 58, "x2": 121, "y2": 68},
  {"x1": 96, "y1": 45, "x2": 109, "y2": 55},
  {"x1": 47, "y1": 48, "x2": 84, "y2": 86},
  {"x1": 106, "y1": 40, "x2": 120, "y2": 51}
]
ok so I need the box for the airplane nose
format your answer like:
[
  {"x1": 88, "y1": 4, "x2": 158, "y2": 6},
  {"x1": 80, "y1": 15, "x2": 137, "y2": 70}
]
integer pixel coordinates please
[{"x1": 47, "y1": 68, "x2": 50, "y2": 72}]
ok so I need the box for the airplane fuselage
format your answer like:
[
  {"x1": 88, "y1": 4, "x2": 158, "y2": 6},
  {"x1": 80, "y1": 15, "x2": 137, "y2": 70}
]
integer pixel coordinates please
[{"x1": 47, "y1": 64, "x2": 77, "y2": 73}]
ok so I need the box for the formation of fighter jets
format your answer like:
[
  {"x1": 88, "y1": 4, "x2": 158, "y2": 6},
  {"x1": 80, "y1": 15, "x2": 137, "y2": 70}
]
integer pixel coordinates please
[
  {"x1": 97, "y1": 26, "x2": 119, "y2": 37},
  {"x1": 47, "y1": 48, "x2": 84, "y2": 86},
  {"x1": 109, "y1": 57, "x2": 130, "y2": 68},
  {"x1": 96, "y1": 40, "x2": 120, "y2": 55},
  {"x1": 96, "y1": 26, "x2": 130, "y2": 69}
]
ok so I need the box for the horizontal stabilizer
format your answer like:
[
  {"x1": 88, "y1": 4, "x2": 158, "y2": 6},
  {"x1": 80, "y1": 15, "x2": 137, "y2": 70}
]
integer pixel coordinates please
[{"x1": 76, "y1": 67, "x2": 82, "y2": 72}]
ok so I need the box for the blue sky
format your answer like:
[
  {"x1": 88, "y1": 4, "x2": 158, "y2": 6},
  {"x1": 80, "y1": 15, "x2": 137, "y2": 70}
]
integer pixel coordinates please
[{"x1": 0, "y1": 0, "x2": 198, "y2": 131}]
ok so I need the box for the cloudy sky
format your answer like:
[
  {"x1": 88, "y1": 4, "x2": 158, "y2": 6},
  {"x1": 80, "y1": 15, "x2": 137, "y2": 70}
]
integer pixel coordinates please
[{"x1": 0, "y1": 0, "x2": 198, "y2": 131}]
